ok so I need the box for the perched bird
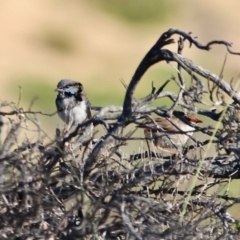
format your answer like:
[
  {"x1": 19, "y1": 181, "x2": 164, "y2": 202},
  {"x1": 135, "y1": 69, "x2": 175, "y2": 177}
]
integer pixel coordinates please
[
  {"x1": 143, "y1": 112, "x2": 202, "y2": 154},
  {"x1": 55, "y1": 79, "x2": 91, "y2": 130}
]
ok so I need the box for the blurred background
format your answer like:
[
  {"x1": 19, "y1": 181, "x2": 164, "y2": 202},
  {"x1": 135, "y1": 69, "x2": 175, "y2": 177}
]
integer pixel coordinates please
[
  {"x1": 0, "y1": 0, "x2": 240, "y2": 216},
  {"x1": 1, "y1": 0, "x2": 240, "y2": 133}
]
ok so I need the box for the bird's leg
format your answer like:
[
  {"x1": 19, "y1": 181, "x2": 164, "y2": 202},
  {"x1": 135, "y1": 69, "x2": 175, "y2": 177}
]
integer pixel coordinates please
[{"x1": 146, "y1": 139, "x2": 152, "y2": 159}]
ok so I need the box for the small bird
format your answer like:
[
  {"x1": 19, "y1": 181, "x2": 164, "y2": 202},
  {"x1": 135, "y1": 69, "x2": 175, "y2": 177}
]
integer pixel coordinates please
[
  {"x1": 143, "y1": 112, "x2": 202, "y2": 154},
  {"x1": 55, "y1": 79, "x2": 91, "y2": 130}
]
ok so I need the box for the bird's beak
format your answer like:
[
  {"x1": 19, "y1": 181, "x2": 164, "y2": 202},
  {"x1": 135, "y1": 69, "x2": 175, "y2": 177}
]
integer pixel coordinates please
[{"x1": 54, "y1": 88, "x2": 62, "y2": 92}]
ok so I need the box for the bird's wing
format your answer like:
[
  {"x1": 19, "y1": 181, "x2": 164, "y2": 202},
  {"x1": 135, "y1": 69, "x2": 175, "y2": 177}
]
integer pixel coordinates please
[
  {"x1": 76, "y1": 85, "x2": 92, "y2": 119},
  {"x1": 146, "y1": 117, "x2": 180, "y2": 132}
]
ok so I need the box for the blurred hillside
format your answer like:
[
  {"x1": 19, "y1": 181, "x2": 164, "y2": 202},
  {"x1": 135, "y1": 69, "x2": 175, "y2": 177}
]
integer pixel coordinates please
[{"x1": 0, "y1": 0, "x2": 240, "y2": 135}]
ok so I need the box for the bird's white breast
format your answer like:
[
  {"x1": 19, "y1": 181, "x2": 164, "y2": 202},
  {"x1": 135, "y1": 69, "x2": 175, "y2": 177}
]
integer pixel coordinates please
[{"x1": 58, "y1": 98, "x2": 88, "y2": 126}]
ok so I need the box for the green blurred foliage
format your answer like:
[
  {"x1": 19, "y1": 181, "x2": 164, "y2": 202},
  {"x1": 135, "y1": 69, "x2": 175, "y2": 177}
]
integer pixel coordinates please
[
  {"x1": 90, "y1": 91, "x2": 123, "y2": 107},
  {"x1": 88, "y1": 0, "x2": 176, "y2": 24},
  {"x1": 87, "y1": 66, "x2": 176, "y2": 107},
  {"x1": 10, "y1": 76, "x2": 56, "y2": 112}
]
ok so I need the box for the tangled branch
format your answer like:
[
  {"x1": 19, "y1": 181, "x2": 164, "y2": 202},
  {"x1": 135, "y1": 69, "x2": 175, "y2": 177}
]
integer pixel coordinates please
[{"x1": 0, "y1": 28, "x2": 240, "y2": 239}]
